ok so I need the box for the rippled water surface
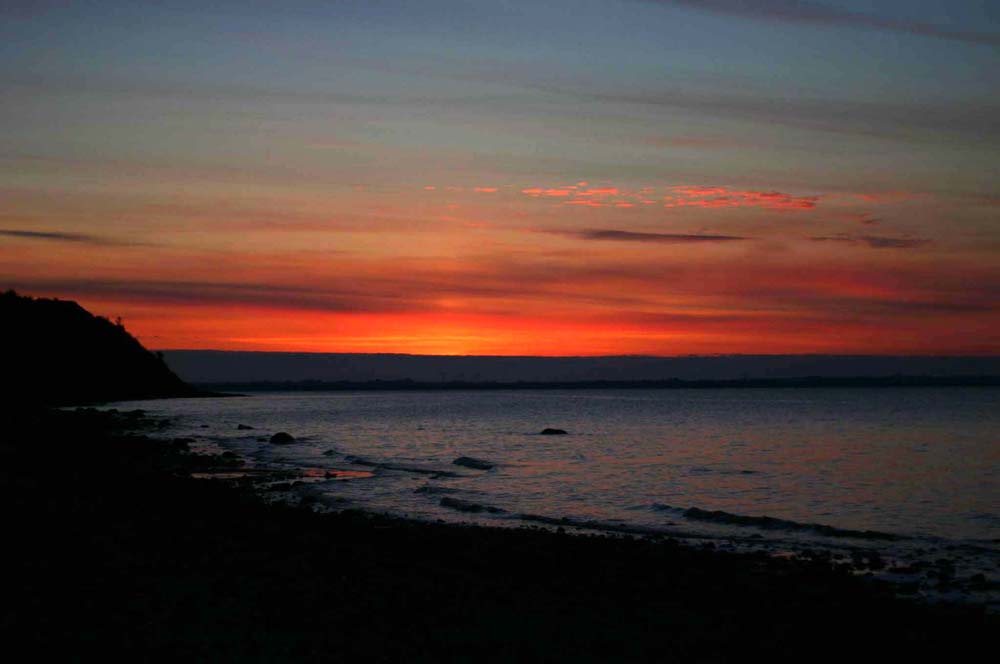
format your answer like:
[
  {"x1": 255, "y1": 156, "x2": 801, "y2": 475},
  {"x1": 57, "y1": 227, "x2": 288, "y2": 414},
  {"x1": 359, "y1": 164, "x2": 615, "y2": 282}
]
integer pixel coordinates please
[{"x1": 115, "y1": 387, "x2": 998, "y2": 544}]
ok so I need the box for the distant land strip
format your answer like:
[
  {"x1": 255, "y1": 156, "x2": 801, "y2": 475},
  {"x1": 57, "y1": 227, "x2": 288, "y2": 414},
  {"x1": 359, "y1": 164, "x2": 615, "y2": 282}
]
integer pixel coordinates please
[{"x1": 195, "y1": 375, "x2": 1000, "y2": 392}]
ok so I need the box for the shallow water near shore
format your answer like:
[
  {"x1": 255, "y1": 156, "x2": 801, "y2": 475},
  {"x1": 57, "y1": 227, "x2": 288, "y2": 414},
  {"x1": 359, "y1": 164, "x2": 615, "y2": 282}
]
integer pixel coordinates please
[{"x1": 110, "y1": 386, "x2": 999, "y2": 604}]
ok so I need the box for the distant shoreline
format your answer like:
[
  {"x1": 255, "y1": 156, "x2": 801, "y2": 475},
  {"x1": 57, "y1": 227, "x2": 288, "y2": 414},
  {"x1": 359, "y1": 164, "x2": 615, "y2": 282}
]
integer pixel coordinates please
[{"x1": 193, "y1": 374, "x2": 1000, "y2": 393}]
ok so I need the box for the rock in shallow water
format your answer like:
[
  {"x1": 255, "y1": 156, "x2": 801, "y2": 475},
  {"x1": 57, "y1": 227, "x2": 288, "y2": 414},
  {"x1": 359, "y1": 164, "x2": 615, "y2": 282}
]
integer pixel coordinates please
[
  {"x1": 269, "y1": 432, "x2": 296, "y2": 444},
  {"x1": 539, "y1": 428, "x2": 568, "y2": 435},
  {"x1": 452, "y1": 456, "x2": 494, "y2": 470},
  {"x1": 414, "y1": 485, "x2": 460, "y2": 495},
  {"x1": 440, "y1": 497, "x2": 505, "y2": 514}
]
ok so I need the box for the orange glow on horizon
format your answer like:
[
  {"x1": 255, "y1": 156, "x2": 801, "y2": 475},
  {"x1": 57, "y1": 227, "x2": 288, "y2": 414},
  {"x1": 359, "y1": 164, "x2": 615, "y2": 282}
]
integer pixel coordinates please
[{"x1": 41, "y1": 297, "x2": 998, "y2": 357}]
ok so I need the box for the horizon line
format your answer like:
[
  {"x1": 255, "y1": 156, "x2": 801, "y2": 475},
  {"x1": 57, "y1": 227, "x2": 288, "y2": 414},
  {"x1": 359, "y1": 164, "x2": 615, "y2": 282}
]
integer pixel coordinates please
[{"x1": 157, "y1": 349, "x2": 1000, "y2": 359}]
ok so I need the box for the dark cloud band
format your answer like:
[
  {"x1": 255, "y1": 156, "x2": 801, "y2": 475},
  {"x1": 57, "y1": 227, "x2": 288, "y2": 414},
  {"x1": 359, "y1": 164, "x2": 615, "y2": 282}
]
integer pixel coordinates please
[
  {"x1": 646, "y1": 0, "x2": 1000, "y2": 47},
  {"x1": 0, "y1": 229, "x2": 141, "y2": 246},
  {"x1": 554, "y1": 229, "x2": 748, "y2": 243},
  {"x1": 810, "y1": 235, "x2": 930, "y2": 249}
]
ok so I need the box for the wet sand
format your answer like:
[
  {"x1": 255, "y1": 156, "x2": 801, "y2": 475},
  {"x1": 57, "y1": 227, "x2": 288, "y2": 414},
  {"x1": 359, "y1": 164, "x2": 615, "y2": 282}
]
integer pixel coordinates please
[{"x1": 3, "y1": 406, "x2": 995, "y2": 662}]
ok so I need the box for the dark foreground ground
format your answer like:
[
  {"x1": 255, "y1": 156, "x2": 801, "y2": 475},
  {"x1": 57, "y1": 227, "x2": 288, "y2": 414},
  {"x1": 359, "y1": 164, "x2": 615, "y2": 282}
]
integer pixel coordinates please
[{"x1": 3, "y1": 408, "x2": 995, "y2": 662}]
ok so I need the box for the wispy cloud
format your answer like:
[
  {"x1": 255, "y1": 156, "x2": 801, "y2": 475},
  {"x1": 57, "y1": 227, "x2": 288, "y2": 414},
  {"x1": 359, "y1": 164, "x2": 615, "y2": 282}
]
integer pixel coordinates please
[
  {"x1": 642, "y1": 136, "x2": 751, "y2": 149},
  {"x1": 552, "y1": 229, "x2": 748, "y2": 243},
  {"x1": 810, "y1": 234, "x2": 931, "y2": 249},
  {"x1": 0, "y1": 229, "x2": 140, "y2": 246},
  {"x1": 853, "y1": 191, "x2": 919, "y2": 204},
  {"x1": 3, "y1": 72, "x2": 522, "y2": 109},
  {"x1": 525, "y1": 83, "x2": 1000, "y2": 144},
  {"x1": 5, "y1": 278, "x2": 416, "y2": 314},
  {"x1": 512, "y1": 183, "x2": 820, "y2": 210},
  {"x1": 522, "y1": 187, "x2": 575, "y2": 198},
  {"x1": 841, "y1": 212, "x2": 881, "y2": 226},
  {"x1": 644, "y1": 0, "x2": 1000, "y2": 47}
]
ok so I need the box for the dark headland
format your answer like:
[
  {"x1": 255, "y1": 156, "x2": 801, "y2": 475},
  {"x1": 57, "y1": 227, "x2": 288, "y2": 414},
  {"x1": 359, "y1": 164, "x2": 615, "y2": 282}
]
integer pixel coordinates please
[
  {"x1": 1, "y1": 290, "x2": 199, "y2": 405},
  {"x1": 3, "y1": 291, "x2": 996, "y2": 661}
]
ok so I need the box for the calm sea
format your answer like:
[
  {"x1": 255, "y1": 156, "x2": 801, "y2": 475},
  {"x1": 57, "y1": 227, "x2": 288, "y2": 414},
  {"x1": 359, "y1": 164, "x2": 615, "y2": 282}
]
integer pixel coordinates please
[{"x1": 111, "y1": 387, "x2": 999, "y2": 598}]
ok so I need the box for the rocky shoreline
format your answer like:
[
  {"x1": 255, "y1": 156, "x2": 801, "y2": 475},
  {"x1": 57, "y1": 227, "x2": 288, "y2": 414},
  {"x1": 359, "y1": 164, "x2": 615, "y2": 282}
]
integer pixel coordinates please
[{"x1": 4, "y1": 406, "x2": 996, "y2": 661}]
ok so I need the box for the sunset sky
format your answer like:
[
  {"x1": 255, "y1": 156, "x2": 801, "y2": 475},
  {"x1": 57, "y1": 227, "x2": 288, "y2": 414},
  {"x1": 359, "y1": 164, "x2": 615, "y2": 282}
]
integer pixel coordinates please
[{"x1": 2, "y1": 1, "x2": 998, "y2": 355}]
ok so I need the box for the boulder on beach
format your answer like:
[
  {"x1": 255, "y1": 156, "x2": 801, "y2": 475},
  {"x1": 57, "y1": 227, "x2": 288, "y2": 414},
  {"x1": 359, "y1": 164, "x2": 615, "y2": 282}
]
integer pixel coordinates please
[
  {"x1": 539, "y1": 428, "x2": 568, "y2": 435},
  {"x1": 269, "y1": 432, "x2": 296, "y2": 445},
  {"x1": 452, "y1": 456, "x2": 494, "y2": 470}
]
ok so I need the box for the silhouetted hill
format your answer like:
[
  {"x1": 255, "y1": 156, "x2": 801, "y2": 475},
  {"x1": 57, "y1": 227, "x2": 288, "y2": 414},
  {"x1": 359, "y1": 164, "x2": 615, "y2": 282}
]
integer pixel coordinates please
[{"x1": 1, "y1": 290, "x2": 197, "y2": 405}]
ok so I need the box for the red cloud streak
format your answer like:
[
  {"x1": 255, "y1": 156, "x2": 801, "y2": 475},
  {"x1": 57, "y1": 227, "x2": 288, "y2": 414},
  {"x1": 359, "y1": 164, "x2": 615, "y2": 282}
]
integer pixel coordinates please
[{"x1": 669, "y1": 186, "x2": 819, "y2": 210}]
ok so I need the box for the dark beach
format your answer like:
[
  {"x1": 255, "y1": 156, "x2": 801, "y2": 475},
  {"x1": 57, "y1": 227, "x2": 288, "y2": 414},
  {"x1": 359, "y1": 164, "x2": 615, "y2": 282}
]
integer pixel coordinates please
[{"x1": 4, "y1": 404, "x2": 996, "y2": 662}]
